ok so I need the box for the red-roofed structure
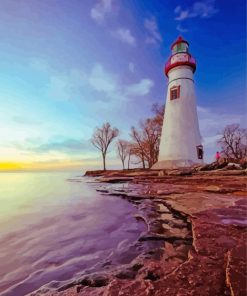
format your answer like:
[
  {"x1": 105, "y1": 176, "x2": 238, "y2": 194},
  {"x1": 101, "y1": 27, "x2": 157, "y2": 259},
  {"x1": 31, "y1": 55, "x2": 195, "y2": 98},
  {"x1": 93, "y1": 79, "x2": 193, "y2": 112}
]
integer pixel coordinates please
[{"x1": 165, "y1": 36, "x2": 196, "y2": 76}]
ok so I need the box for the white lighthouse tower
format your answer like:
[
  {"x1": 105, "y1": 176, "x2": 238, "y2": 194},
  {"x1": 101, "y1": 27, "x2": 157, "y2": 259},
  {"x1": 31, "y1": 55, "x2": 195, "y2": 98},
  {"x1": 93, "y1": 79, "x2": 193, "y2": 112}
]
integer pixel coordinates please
[{"x1": 153, "y1": 36, "x2": 203, "y2": 169}]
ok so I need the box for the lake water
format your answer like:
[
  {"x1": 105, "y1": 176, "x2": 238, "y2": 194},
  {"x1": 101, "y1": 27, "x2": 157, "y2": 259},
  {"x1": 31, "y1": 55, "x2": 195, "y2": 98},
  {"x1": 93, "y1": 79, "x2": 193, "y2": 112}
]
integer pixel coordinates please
[{"x1": 0, "y1": 171, "x2": 145, "y2": 296}]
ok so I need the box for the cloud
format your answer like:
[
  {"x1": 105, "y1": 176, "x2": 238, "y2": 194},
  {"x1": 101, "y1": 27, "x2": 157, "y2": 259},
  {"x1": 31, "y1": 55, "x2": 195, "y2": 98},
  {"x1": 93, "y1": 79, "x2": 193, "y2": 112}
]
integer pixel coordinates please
[
  {"x1": 198, "y1": 106, "x2": 245, "y2": 136},
  {"x1": 91, "y1": 1, "x2": 137, "y2": 49},
  {"x1": 174, "y1": 0, "x2": 218, "y2": 21},
  {"x1": 176, "y1": 24, "x2": 188, "y2": 33},
  {"x1": 47, "y1": 69, "x2": 86, "y2": 101},
  {"x1": 125, "y1": 79, "x2": 154, "y2": 96},
  {"x1": 198, "y1": 105, "x2": 245, "y2": 149},
  {"x1": 88, "y1": 64, "x2": 153, "y2": 100},
  {"x1": 89, "y1": 64, "x2": 117, "y2": 92},
  {"x1": 36, "y1": 59, "x2": 153, "y2": 109},
  {"x1": 48, "y1": 75, "x2": 72, "y2": 100},
  {"x1": 90, "y1": 0, "x2": 114, "y2": 24},
  {"x1": 128, "y1": 62, "x2": 135, "y2": 73},
  {"x1": 144, "y1": 16, "x2": 162, "y2": 45},
  {"x1": 25, "y1": 138, "x2": 92, "y2": 154},
  {"x1": 46, "y1": 65, "x2": 116, "y2": 101},
  {"x1": 112, "y1": 28, "x2": 136, "y2": 46},
  {"x1": 12, "y1": 116, "x2": 41, "y2": 125},
  {"x1": 86, "y1": 63, "x2": 128, "y2": 106}
]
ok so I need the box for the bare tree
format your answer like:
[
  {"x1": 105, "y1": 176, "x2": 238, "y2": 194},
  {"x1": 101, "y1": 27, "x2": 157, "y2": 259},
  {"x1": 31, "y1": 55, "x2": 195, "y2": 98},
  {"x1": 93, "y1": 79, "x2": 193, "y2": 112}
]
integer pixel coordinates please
[
  {"x1": 116, "y1": 140, "x2": 129, "y2": 170},
  {"x1": 91, "y1": 122, "x2": 119, "y2": 170},
  {"x1": 127, "y1": 143, "x2": 134, "y2": 170},
  {"x1": 218, "y1": 124, "x2": 247, "y2": 160},
  {"x1": 130, "y1": 104, "x2": 164, "y2": 168},
  {"x1": 152, "y1": 103, "x2": 165, "y2": 120},
  {"x1": 130, "y1": 127, "x2": 147, "y2": 168}
]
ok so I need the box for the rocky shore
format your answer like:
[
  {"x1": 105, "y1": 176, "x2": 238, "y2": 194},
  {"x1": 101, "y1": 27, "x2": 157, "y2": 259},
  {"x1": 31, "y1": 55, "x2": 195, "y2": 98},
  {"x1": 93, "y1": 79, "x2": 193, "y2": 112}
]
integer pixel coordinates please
[{"x1": 44, "y1": 167, "x2": 246, "y2": 296}]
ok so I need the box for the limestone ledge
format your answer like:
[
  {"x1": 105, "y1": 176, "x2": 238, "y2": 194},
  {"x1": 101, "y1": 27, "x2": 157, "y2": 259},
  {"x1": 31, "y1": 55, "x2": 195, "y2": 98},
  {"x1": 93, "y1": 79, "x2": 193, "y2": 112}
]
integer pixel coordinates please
[{"x1": 37, "y1": 170, "x2": 246, "y2": 296}]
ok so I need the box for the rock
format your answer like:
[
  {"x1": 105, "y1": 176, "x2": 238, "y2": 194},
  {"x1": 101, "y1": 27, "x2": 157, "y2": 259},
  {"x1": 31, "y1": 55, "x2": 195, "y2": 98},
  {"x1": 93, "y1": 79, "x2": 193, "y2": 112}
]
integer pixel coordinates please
[
  {"x1": 103, "y1": 279, "x2": 153, "y2": 296},
  {"x1": 115, "y1": 269, "x2": 136, "y2": 280},
  {"x1": 77, "y1": 275, "x2": 109, "y2": 288},
  {"x1": 143, "y1": 270, "x2": 160, "y2": 281},
  {"x1": 204, "y1": 185, "x2": 221, "y2": 192},
  {"x1": 191, "y1": 164, "x2": 205, "y2": 171},
  {"x1": 239, "y1": 157, "x2": 247, "y2": 169},
  {"x1": 200, "y1": 160, "x2": 228, "y2": 171},
  {"x1": 45, "y1": 170, "x2": 247, "y2": 296},
  {"x1": 158, "y1": 170, "x2": 166, "y2": 177},
  {"x1": 84, "y1": 170, "x2": 107, "y2": 177},
  {"x1": 226, "y1": 162, "x2": 242, "y2": 170},
  {"x1": 126, "y1": 171, "x2": 159, "y2": 177},
  {"x1": 198, "y1": 170, "x2": 245, "y2": 176},
  {"x1": 130, "y1": 263, "x2": 144, "y2": 272},
  {"x1": 204, "y1": 185, "x2": 237, "y2": 194},
  {"x1": 96, "y1": 177, "x2": 133, "y2": 183},
  {"x1": 157, "y1": 189, "x2": 183, "y2": 195},
  {"x1": 166, "y1": 169, "x2": 192, "y2": 176},
  {"x1": 91, "y1": 276, "x2": 109, "y2": 287},
  {"x1": 226, "y1": 242, "x2": 247, "y2": 296}
]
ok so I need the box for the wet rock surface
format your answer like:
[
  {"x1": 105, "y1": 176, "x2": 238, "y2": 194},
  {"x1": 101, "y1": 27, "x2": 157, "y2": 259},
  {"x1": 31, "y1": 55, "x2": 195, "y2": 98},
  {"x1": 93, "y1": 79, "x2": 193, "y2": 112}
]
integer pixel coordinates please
[{"x1": 44, "y1": 169, "x2": 246, "y2": 296}]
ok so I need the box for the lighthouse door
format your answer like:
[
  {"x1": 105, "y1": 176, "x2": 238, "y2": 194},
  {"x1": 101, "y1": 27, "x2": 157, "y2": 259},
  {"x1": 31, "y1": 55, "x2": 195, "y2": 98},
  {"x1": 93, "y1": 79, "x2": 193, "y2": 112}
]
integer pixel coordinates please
[{"x1": 196, "y1": 145, "x2": 203, "y2": 159}]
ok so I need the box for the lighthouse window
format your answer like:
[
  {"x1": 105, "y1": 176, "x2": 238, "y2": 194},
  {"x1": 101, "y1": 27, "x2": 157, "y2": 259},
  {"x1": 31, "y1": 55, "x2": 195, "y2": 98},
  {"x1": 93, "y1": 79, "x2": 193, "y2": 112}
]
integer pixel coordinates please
[
  {"x1": 170, "y1": 85, "x2": 180, "y2": 100},
  {"x1": 177, "y1": 43, "x2": 182, "y2": 51},
  {"x1": 179, "y1": 43, "x2": 188, "y2": 52},
  {"x1": 173, "y1": 43, "x2": 188, "y2": 54}
]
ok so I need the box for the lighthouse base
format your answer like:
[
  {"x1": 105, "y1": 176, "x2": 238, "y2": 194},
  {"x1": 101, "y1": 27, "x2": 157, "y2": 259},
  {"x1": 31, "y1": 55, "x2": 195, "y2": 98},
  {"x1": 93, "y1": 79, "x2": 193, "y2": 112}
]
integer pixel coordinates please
[{"x1": 151, "y1": 159, "x2": 202, "y2": 170}]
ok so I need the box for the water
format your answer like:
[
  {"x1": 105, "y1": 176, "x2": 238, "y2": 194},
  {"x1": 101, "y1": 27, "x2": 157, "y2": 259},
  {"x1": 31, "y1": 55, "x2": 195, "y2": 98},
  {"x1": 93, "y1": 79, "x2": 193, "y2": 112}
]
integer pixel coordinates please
[{"x1": 0, "y1": 172, "x2": 145, "y2": 296}]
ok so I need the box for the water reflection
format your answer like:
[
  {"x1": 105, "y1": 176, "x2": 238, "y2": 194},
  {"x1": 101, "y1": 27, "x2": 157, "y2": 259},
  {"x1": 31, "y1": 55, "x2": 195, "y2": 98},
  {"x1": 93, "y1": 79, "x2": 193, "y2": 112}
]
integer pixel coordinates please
[{"x1": 0, "y1": 172, "x2": 144, "y2": 296}]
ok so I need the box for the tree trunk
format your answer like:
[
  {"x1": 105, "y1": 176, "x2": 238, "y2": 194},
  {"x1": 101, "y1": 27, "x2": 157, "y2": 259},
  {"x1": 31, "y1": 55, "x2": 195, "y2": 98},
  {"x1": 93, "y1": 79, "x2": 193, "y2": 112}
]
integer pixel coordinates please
[
  {"x1": 122, "y1": 160, "x2": 125, "y2": 170},
  {"x1": 102, "y1": 153, "x2": 106, "y2": 171},
  {"x1": 128, "y1": 154, "x2": 131, "y2": 170},
  {"x1": 142, "y1": 156, "x2": 145, "y2": 169}
]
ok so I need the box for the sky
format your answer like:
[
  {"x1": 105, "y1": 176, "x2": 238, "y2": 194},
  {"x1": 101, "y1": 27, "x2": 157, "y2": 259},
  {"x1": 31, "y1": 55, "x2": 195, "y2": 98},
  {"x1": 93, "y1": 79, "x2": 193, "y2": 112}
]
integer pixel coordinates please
[{"x1": 0, "y1": 0, "x2": 246, "y2": 171}]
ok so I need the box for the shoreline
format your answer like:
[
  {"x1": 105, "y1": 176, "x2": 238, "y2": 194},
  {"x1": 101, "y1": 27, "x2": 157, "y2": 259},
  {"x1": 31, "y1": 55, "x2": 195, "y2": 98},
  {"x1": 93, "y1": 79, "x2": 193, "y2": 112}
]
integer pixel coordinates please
[{"x1": 42, "y1": 168, "x2": 246, "y2": 296}]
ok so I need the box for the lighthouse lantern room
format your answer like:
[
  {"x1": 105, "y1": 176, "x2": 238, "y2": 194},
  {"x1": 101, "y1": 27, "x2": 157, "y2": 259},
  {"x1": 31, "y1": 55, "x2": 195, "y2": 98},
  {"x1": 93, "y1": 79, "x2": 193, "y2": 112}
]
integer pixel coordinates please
[{"x1": 152, "y1": 36, "x2": 203, "y2": 169}]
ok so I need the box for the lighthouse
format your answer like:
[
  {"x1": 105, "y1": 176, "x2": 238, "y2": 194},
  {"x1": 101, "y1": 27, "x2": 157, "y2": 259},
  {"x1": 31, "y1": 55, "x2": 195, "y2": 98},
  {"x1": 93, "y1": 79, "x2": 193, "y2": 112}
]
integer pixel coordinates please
[{"x1": 153, "y1": 36, "x2": 203, "y2": 169}]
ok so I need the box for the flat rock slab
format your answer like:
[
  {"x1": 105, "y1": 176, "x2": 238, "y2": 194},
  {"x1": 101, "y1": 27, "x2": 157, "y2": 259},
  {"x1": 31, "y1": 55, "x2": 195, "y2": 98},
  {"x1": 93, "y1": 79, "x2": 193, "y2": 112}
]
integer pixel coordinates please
[
  {"x1": 164, "y1": 192, "x2": 240, "y2": 216},
  {"x1": 42, "y1": 171, "x2": 247, "y2": 296},
  {"x1": 226, "y1": 242, "x2": 247, "y2": 296},
  {"x1": 96, "y1": 177, "x2": 134, "y2": 183}
]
